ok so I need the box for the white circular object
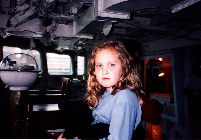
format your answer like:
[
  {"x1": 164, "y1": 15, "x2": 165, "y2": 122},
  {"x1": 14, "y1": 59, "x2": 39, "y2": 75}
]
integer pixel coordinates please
[
  {"x1": 0, "y1": 70, "x2": 38, "y2": 90},
  {"x1": 0, "y1": 53, "x2": 39, "y2": 91}
]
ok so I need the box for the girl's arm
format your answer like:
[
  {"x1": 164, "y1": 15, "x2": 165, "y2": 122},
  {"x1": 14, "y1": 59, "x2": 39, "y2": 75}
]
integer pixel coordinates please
[{"x1": 108, "y1": 93, "x2": 141, "y2": 140}]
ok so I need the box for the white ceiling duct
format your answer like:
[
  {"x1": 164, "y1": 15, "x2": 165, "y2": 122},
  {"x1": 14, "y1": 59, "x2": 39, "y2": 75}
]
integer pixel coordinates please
[
  {"x1": 73, "y1": 0, "x2": 130, "y2": 35},
  {"x1": 97, "y1": 0, "x2": 130, "y2": 19}
]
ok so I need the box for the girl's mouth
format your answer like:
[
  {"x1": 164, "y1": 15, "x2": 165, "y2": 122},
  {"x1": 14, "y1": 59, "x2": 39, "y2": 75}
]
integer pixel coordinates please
[{"x1": 102, "y1": 78, "x2": 110, "y2": 80}]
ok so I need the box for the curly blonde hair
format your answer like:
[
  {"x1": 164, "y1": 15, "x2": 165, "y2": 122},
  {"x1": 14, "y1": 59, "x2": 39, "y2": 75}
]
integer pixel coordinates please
[{"x1": 85, "y1": 41, "x2": 145, "y2": 110}]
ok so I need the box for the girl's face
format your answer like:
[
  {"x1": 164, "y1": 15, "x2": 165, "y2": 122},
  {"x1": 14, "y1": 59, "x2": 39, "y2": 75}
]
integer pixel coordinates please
[{"x1": 94, "y1": 48, "x2": 123, "y2": 92}]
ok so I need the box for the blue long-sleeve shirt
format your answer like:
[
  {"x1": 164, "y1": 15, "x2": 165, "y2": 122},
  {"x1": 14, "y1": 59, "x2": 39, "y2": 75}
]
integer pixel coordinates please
[{"x1": 92, "y1": 88, "x2": 141, "y2": 140}]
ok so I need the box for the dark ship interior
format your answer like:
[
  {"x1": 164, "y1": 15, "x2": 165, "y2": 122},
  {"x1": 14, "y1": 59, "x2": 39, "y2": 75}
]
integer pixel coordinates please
[{"x1": 0, "y1": 0, "x2": 201, "y2": 139}]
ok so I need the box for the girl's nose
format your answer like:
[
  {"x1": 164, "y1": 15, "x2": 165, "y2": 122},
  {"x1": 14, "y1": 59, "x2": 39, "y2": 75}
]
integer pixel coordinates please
[{"x1": 102, "y1": 68, "x2": 109, "y2": 75}]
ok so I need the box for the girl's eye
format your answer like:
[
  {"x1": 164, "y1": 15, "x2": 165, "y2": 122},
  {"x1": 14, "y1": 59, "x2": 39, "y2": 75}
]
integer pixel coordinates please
[
  {"x1": 96, "y1": 64, "x2": 102, "y2": 68},
  {"x1": 109, "y1": 64, "x2": 115, "y2": 67}
]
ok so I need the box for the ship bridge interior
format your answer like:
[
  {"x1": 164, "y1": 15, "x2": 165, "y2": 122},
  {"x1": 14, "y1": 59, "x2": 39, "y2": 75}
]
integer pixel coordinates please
[{"x1": 0, "y1": 0, "x2": 201, "y2": 139}]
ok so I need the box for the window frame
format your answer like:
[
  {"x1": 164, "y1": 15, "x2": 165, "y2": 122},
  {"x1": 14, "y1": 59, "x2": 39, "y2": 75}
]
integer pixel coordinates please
[
  {"x1": 77, "y1": 55, "x2": 85, "y2": 76},
  {"x1": 46, "y1": 52, "x2": 73, "y2": 76}
]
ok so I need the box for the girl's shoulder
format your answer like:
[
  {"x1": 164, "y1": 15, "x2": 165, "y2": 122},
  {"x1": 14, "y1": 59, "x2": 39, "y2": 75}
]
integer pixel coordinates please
[{"x1": 115, "y1": 88, "x2": 139, "y2": 104}]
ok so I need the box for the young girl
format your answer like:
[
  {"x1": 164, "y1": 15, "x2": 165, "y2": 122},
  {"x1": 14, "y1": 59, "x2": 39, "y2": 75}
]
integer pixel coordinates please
[
  {"x1": 60, "y1": 40, "x2": 144, "y2": 140},
  {"x1": 84, "y1": 40, "x2": 144, "y2": 140}
]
